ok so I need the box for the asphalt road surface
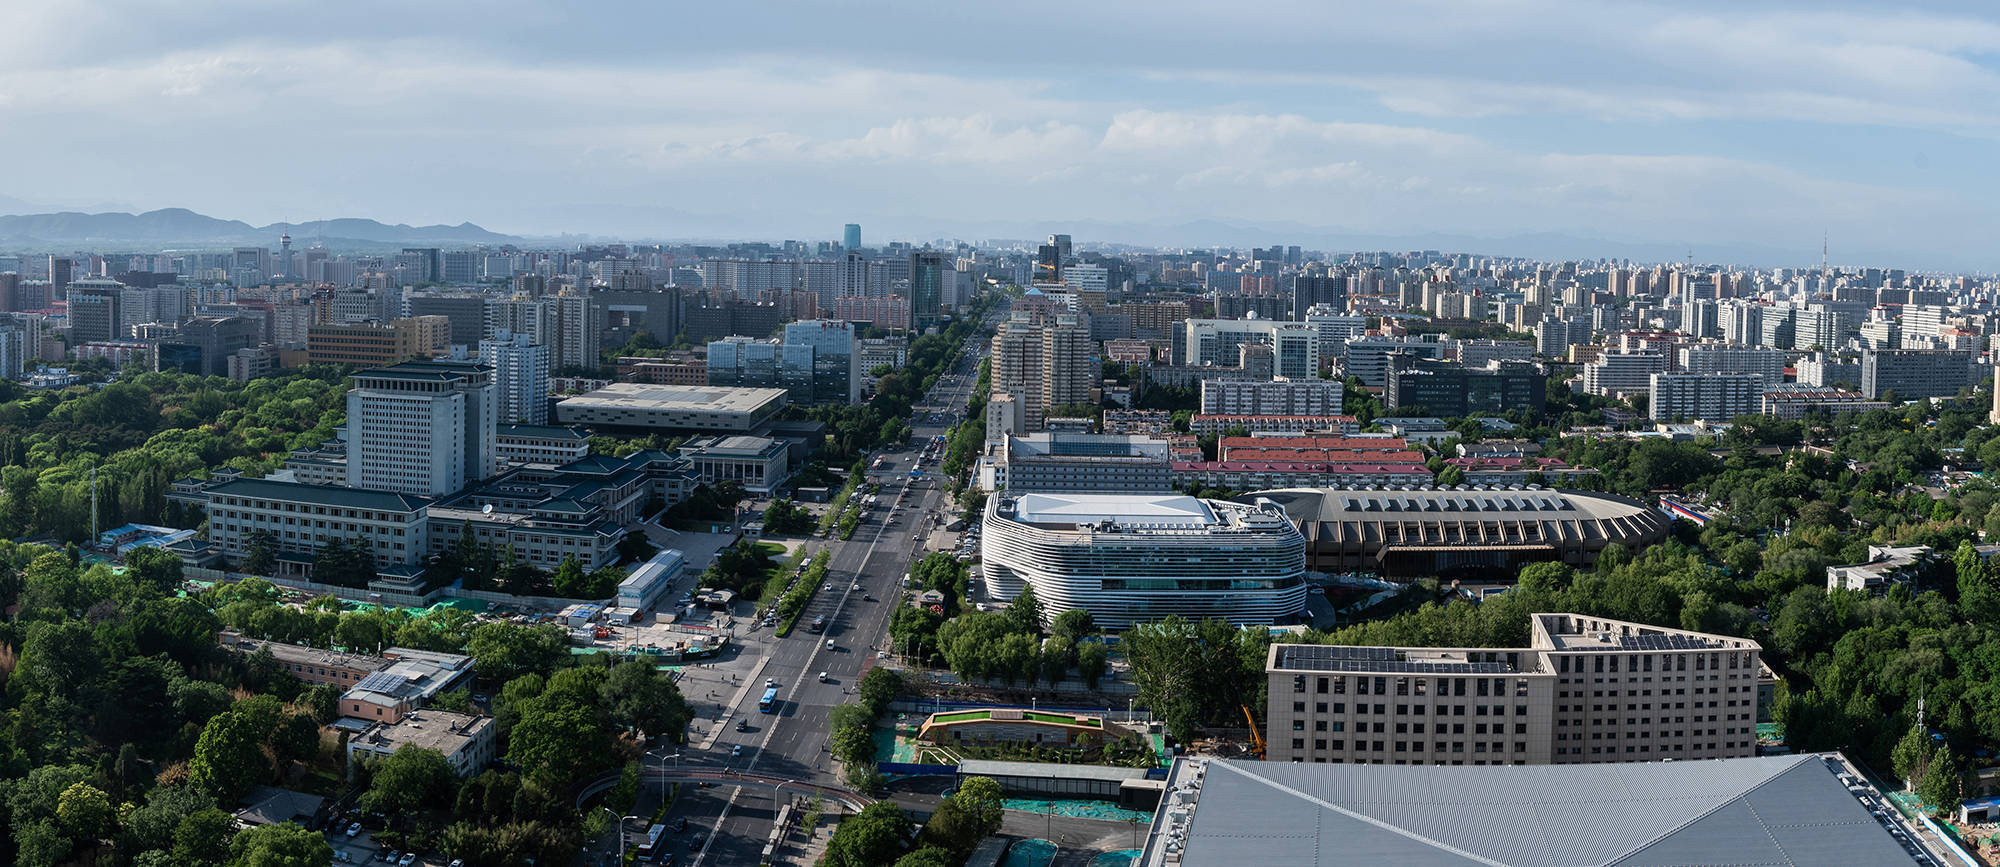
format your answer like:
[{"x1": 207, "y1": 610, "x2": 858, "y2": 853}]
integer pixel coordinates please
[{"x1": 656, "y1": 314, "x2": 996, "y2": 866}]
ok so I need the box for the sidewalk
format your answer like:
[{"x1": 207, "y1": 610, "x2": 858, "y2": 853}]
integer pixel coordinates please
[{"x1": 698, "y1": 656, "x2": 771, "y2": 750}]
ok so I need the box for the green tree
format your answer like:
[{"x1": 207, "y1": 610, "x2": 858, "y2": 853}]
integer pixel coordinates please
[
  {"x1": 1919, "y1": 748, "x2": 1965, "y2": 816},
  {"x1": 310, "y1": 538, "x2": 377, "y2": 588},
  {"x1": 894, "y1": 846, "x2": 957, "y2": 867},
  {"x1": 359, "y1": 745, "x2": 454, "y2": 816},
  {"x1": 1956, "y1": 541, "x2": 2000, "y2": 622},
  {"x1": 464, "y1": 621, "x2": 568, "y2": 682},
  {"x1": 190, "y1": 710, "x2": 269, "y2": 801},
  {"x1": 1005, "y1": 584, "x2": 1046, "y2": 635},
  {"x1": 54, "y1": 781, "x2": 112, "y2": 840},
  {"x1": 824, "y1": 802, "x2": 915, "y2": 867},
  {"x1": 1051, "y1": 608, "x2": 1097, "y2": 642},
  {"x1": 1516, "y1": 561, "x2": 1574, "y2": 595},
  {"x1": 227, "y1": 821, "x2": 333, "y2": 866},
  {"x1": 1077, "y1": 641, "x2": 1109, "y2": 688},
  {"x1": 172, "y1": 808, "x2": 237, "y2": 865},
  {"x1": 857, "y1": 667, "x2": 903, "y2": 717},
  {"x1": 762, "y1": 499, "x2": 815, "y2": 535},
  {"x1": 550, "y1": 557, "x2": 591, "y2": 598},
  {"x1": 507, "y1": 701, "x2": 608, "y2": 786},
  {"x1": 1041, "y1": 636, "x2": 1074, "y2": 685},
  {"x1": 1892, "y1": 724, "x2": 1936, "y2": 787},
  {"x1": 1122, "y1": 616, "x2": 1266, "y2": 742},
  {"x1": 936, "y1": 776, "x2": 1004, "y2": 845},
  {"x1": 16, "y1": 821, "x2": 70, "y2": 867},
  {"x1": 126, "y1": 545, "x2": 186, "y2": 591},
  {"x1": 599, "y1": 660, "x2": 691, "y2": 737},
  {"x1": 240, "y1": 530, "x2": 278, "y2": 576},
  {"x1": 830, "y1": 702, "x2": 878, "y2": 765}
]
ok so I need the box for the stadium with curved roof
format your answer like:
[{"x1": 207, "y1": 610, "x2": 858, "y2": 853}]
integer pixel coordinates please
[{"x1": 1248, "y1": 486, "x2": 1670, "y2": 579}]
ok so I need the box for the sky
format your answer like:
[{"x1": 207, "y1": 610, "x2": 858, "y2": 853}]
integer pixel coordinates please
[{"x1": 3, "y1": 1, "x2": 1999, "y2": 268}]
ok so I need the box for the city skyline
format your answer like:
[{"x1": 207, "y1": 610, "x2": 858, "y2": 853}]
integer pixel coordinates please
[{"x1": 5, "y1": 2, "x2": 2000, "y2": 268}]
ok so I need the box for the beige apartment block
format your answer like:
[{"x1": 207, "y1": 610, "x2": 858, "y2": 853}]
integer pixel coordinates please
[{"x1": 1266, "y1": 613, "x2": 1762, "y2": 766}]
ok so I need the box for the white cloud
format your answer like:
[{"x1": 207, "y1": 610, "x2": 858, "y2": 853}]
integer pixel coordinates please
[{"x1": 0, "y1": 1, "x2": 1993, "y2": 261}]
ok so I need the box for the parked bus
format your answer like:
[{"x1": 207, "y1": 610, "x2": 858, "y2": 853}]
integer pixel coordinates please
[
  {"x1": 760, "y1": 686, "x2": 779, "y2": 713},
  {"x1": 635, "y1": 823, "x2": 667, "y2": 860}
]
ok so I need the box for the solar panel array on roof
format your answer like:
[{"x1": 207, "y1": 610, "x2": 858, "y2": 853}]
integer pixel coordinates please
[
  {"x1": 353, "y1": 671, "x2": 410, "y2": 694},
  {"x1": 1276, "y1": 645, "x2": 1512, "y2": 674},
  {"x1": 1280, "y1": 645, "x2": 1396, "y2": 663},
  {"x1": 1617, "y1": 632, "x2": 1725, "y2": 651}
]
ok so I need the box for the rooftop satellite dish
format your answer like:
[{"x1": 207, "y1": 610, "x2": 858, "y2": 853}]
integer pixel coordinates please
[{"x1": 482, "y1": 504, "x2": 494, "y2": 514}]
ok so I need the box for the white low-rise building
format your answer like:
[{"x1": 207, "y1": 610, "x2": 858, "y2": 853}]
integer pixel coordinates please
[
  {"x1": 981, "y1": 491, "x2": 1308, "y2": 628},
  {"x1": 203, "y1": 478, "x2": 431, "y2": 574},
  {"x1": 347, "y1": 710, "x2": 496, "y2": 778},
  {"x1": 678, "y1": 435, "x2": 792, "y2": 493}
]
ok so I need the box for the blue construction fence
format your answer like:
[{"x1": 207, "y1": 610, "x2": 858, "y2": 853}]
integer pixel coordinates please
[
  {"x1": 889, "y1": 698, "x2": 1154, "y2": 721},
  {"x1": 879, "y1": 762, "x2": 959, "y2": 776},
  {"x1": 877, "y1": 761, "x2": 1167, "y2": 781}
]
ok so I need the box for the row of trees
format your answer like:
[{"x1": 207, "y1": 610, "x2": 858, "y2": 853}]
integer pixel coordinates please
[
  {"x1": 828, "y1": 668, "x2": 906, "y2": 792},
  {"x1": 802, "y1": 294, "x2": 996, "y2": 463},
  {"x1": 894, "y1": 575, "x2": 1110, "y2": 693}
]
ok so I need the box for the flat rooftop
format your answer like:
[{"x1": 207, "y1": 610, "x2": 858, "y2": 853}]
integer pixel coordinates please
[
  {"x1": 1539, "y1": 628, "x2": 1735, "y2": 652},
  {"x1": 1006, "y1": 493, "x2": 1216, "y2": 527},
  {"x1": 355, "y1": 711, "x2": 492, "y2": 753},
  {"x1": 558, "y1": 383, "x2": 787, "y2": 413}
]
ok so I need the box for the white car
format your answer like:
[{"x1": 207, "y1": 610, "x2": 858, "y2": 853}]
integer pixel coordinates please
[{"x1": 851, "y1": 583, "x2": 861, "y2": 591}]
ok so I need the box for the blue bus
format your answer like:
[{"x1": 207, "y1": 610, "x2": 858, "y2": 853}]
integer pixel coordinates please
[{"x1": 759, "y1": 686, "x2": 779, "y2": 713}]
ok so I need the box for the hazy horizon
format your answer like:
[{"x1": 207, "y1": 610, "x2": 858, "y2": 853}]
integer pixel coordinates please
[{"x1": 6, "y1": 2, "x2": 1999, "y2": 268}]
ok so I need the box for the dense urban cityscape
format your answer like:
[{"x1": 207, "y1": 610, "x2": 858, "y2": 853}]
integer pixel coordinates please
[
  {"x1": 0, "y1": 224, "x2": 1989, "y2": 867},
  {"x1": 12, "y1": 2, "x2": 2000, "y2": 866}
]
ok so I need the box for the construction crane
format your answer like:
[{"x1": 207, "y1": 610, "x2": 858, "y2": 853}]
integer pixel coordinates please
[{"x1": 1241, "y1": 705, "x2": 1265, "y2": 758}]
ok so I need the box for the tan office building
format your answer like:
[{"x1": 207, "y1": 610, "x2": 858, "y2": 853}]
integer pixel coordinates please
[
  {"x1": 1266, "y1": 613, "x2": 1762, "y2": 766},
  {"x1": 305, "y1": 315, "x2": 449, "y2": 366}
]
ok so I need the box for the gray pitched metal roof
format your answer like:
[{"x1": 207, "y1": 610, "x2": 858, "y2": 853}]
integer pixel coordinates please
[
  {"x1": 205, "y1": 478, "x2": 430, "y2": 513},
  {"x1": 1174, "y1": 756, "x2": 1914, "y2": 867}
]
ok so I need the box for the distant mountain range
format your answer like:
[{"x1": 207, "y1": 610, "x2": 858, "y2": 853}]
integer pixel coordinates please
[
  {"x1": 0, "y1": 208, "x2": 522, "y2": 249},
  {"x1": 0, "y1": 204, "x2": 1954, "y2": 271}
]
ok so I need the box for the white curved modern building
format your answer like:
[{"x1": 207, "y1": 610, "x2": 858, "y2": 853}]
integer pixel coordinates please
[{"x1": 981, "y1": 492, "x2": 1308, "y2": 628}]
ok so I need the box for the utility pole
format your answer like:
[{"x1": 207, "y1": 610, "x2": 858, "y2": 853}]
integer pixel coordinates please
[{"x1": 90, "y1": 466, "x2": 98, "y2": 544}]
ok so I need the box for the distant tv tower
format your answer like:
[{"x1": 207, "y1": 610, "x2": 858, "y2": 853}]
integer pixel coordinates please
[
  {"x1": 279, "y1": 233, "x2": 294, "y2": 280},
  {"x1": 1821, "y1": 231, "x2": 1829, "y2": 277}
]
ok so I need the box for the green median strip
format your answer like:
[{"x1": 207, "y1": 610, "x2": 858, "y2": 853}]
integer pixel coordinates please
[{"x1": 774, "y1": 550, "x2": 832, "y2": 637}]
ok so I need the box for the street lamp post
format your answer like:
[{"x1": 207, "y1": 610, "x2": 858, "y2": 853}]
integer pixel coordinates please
[
  {"x1": 598, "y1": 808, "x2": 641, "y2": 861},
  {"x1": 649, "y1": 751, "x2": 682, "y2": 807}
]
